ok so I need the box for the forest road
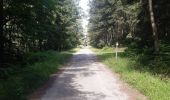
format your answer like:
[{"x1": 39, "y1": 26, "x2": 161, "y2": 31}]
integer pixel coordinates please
[{"x1": 30, "y1": 47, "x2": 147, "y2": 100}]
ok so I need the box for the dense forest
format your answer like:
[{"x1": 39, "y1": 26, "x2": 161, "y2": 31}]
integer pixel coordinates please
[
  {"x1": 88, "y1": 0, "x2": 170, "y2": 75},
  {"x1": 1, "y1": 0, "x2": 83, "y2": 99},
  {"x1": 1, "y1": 0, "x2": 170, "y2": 99},
  {"x1": 0, "y1": 0, "x2": 83, "y2": 100},
  {"x1": 1, "y1": 0, "x2": 83, "y2": 68}
]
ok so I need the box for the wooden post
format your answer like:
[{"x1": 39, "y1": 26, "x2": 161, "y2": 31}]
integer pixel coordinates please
[{"x1": 115, "y1": 42, "x2": 118, "y2": 61}]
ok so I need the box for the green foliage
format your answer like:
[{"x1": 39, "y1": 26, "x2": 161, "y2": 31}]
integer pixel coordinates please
[
  {"x1": 88, "y1": 0, "x2": 170, "y2": 51},
  {"x1": 1, "y1": 0, "x2": 83, "y2": 67},
  {"x1": 89, "y1": 0, "x2": 170, "y2": 99},
  {"x1": 89, "y1": 0, "x2": 170, "y2": 79},
  {"x1": 88, "y1": 0, "x2": 141, "y2": 48},
  {"x1": 124, "y1": 41, "x2": 170, "y2": 76},
  {"x1": 1, "y1": 1, "x2": 82, "y2": 98},
  {"x1": 0, "y1": 50, "x2": 75, "y2": 100},
  {"x1": 93, "y1": 47, "x2": 170, "y2": 100}
]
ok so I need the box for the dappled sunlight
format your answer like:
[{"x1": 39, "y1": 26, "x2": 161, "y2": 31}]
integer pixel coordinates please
[
  {"x1": 35, "y1": 48, "x2": 140, "y2": 100},
  {"x1": 93, "y1": 47, "x2": 170, "y2": 100}
]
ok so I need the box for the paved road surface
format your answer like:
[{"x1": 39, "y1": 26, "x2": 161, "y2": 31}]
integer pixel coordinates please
[{"x1": 30, "y1": 47, "x2": 146, "y2": 100}]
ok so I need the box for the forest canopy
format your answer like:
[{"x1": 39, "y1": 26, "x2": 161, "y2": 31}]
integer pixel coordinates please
[
  {"x1": 88, "y1": 0, "x2": 170, "y2": 77},
  {"x1": 88, "y1": 0, "x2": 170, "y2": 50},
  {"x1": 1, "y1": 0, "x2": 83, "y2": 67}
]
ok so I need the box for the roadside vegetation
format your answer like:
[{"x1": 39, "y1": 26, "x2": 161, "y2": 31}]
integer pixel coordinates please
[
  {"x1": 93, "y1": 47, "x2": 170, "y2": 100},
  {"x1": 1, "y1": 0, "x2": 170, "y2": 100},
  {"x1": 89, "y1": 1, "x2": 170, "y2": 99},
  {"x1": 0, "y1": 49, "x2": 77, "y2": 100},
  {"x1": 2, "y1": 0, "x2": 82, "y2": 100}
]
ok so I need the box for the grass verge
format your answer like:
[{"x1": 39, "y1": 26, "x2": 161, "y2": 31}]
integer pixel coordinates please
[
  {"x1": 92, "y1": 47, "x2": 170, "y2": 100},
  {"x1": 0, "y1": 48, "x2": 77, "y2": 100}
]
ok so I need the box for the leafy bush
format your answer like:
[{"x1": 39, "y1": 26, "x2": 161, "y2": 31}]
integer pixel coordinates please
[
  {"x1": 93, "y1": 47, "x2": 170, "y2": 100},
  {"x1": 0, "y1": 50, "x2": 75, "y2": 100}
]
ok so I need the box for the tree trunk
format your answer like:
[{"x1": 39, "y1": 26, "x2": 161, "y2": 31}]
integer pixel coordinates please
[
  {"x1": 0, "y1": 2, "x2": 4, "y2": 64},
  {"x1": 148, "y1": 0, "x2": 159, "y2": 53},
  {"x1": 107, "y1": 33, "x2": 109, "y2": 46},
  {"x1": 110, "y1": 32, "x2": 113, "y2": 46}
]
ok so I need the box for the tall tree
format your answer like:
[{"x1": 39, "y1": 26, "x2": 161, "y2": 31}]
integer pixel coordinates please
[
  {"x1": 1, "y1": 0, "x2": 83, "y2": 67},
  {"x1": 148, "y1": 0, "x2": 159, "y2": 53}
]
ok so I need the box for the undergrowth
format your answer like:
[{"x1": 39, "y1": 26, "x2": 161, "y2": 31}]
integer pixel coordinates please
[
  {"x1": 0, "y1": 49, "x2": 77, "y2": 100},
  {"x1": 92, "y1": 47, "x2": 170, "y2": 100}
]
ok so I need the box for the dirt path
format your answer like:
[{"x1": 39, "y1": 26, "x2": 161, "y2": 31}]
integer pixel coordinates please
[{"x1": 30, "y1": 47, "x2": 146, "y2": 100}]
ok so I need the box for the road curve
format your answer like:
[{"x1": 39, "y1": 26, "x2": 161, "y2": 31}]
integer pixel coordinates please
[{"x1": 30, "y1": 47, "x2": 146, "y2": 100}]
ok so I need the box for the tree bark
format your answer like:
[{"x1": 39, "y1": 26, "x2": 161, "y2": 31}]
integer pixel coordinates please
[
  {"x1": 148, "y1": 0, "x2": 159, "y2": 53},
  {"x1": 0, "y1": 0, "x2": 4, "y2": 64}
]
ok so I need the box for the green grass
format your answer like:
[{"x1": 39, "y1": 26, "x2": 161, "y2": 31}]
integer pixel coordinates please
[
  {"x1": 92, "y1": 47, "x2": 170, "y2": 100},
  {"x1": 0, "y1": 48, "x2": 77, "y2": 100}
]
